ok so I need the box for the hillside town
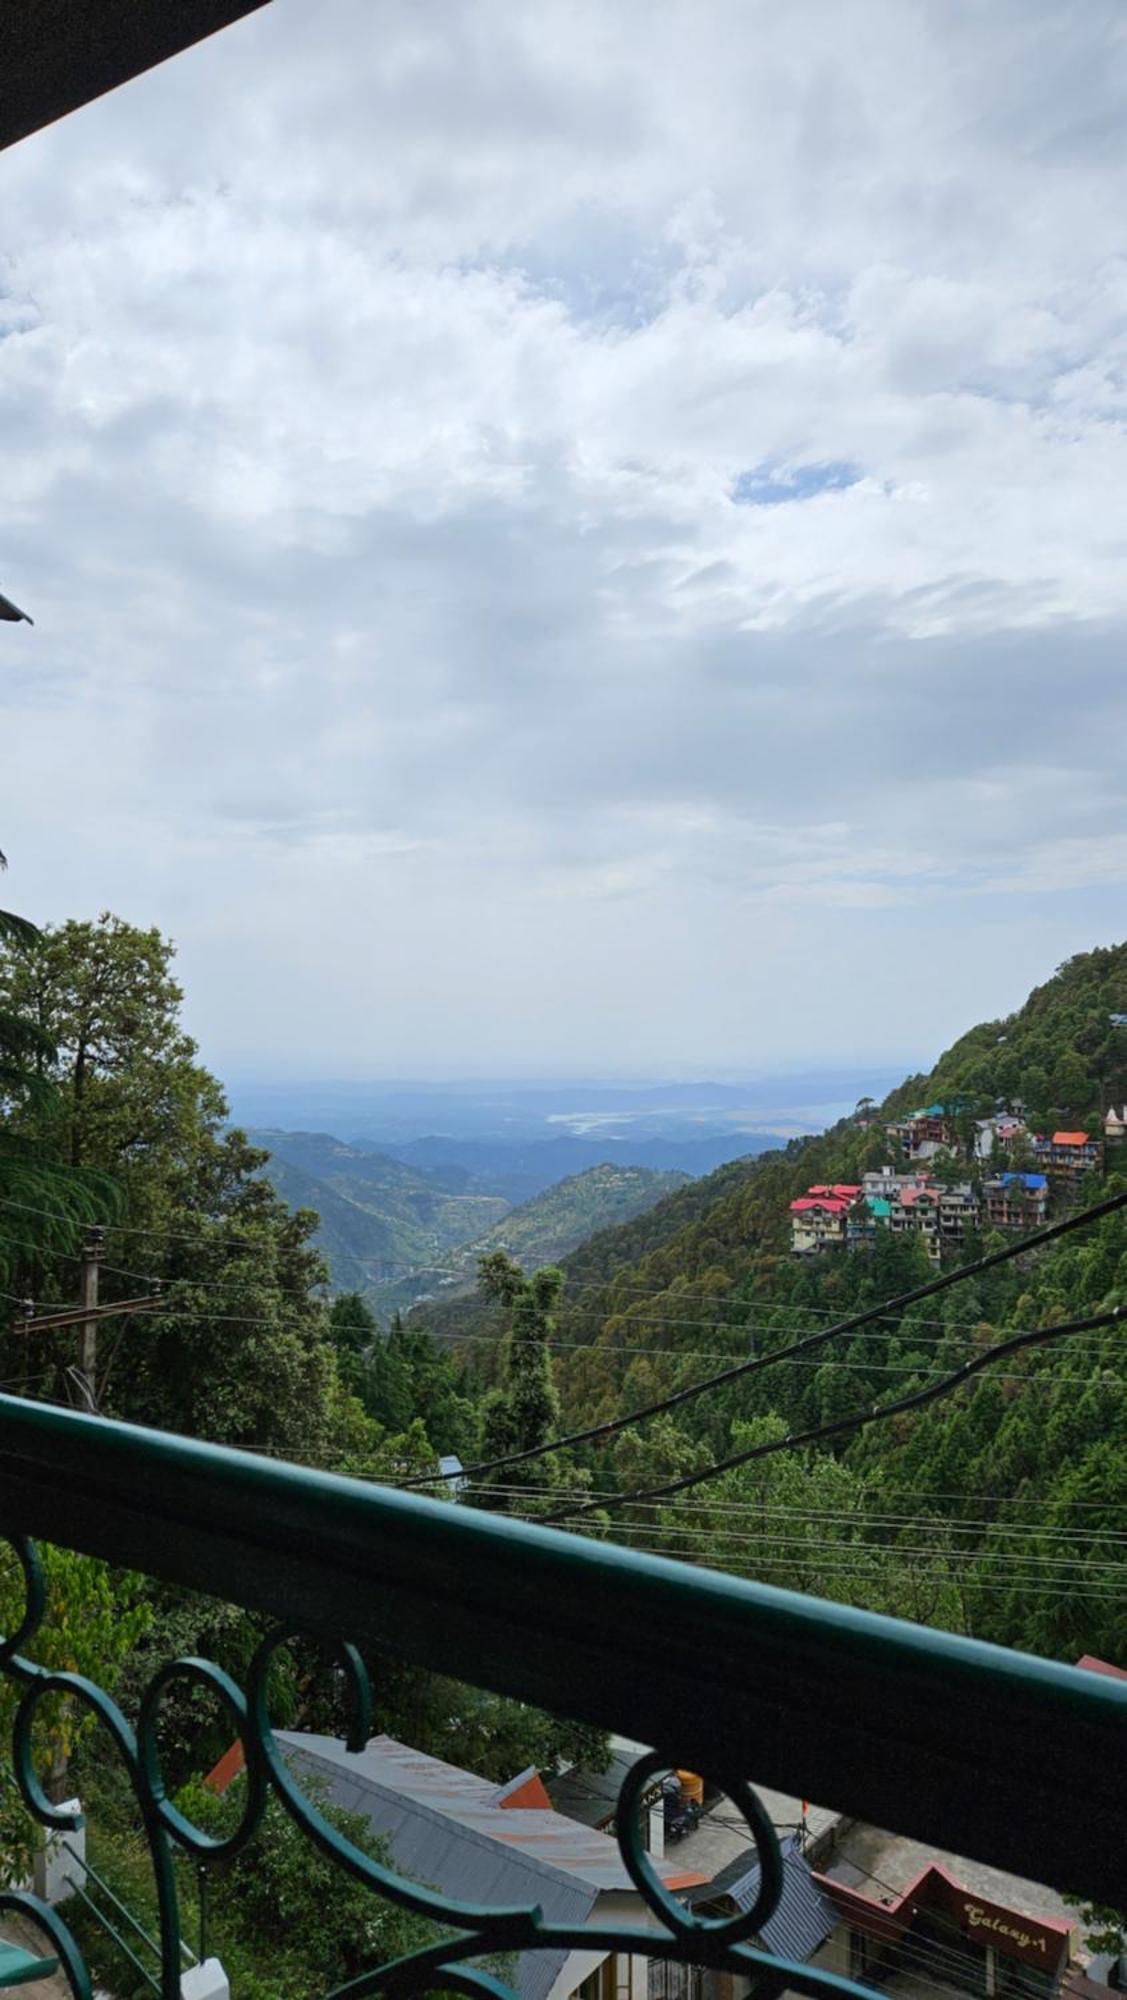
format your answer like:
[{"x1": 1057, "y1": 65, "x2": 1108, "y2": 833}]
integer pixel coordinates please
[{"x1": 791, "y1": 1103, "x2": 1126, "y2": 1260}]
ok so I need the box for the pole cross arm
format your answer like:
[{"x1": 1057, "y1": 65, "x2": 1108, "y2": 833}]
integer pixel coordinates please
[{"x1": 15, "y1": 1296, "x2": 165, "y2": 1336}]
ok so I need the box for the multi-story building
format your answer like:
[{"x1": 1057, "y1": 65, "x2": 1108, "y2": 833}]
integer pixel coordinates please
[
  {"x1": 983, "y1": 1172, "x2": 1050, "y2": 1229},
  {"x1": 797, "y1": 1168, "x2": 981, "y2": 1260},
  {"x1": 974, "y1": 1113, "x2": 1027, "y2": 1160},
  {"x1": 789, "y1": 1185, "x2": 861, "y2": 1255},
  {"x1": 1032, "y1": 1130, "x2": 1103, "y2": 1180},
  {"x1": 937, "y1": 1182, "x2": 979, "y2": 1250},
  {"x1": 860, "y1": 1167, "x2": 931, "y2": 1201},
  {"x1": 905, "y1": 1105, "x2": 957, "y2": 1159},
  {"x1": 848, "y1": 1169, "x2": 934, "y2": 1250},
  {"x1": 886, "y1": 1181, "x2": 980, "y2": 1262},
  {"x1": 846, "y1": 1195, "x2": 891, "y2": 1250},
  {"x1": 888, "y1": 1182, "x2": 942, "y2": 1255}
]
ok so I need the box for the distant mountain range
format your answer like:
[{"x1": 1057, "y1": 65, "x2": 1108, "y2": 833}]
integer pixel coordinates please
[
  {"x1": 379, "y1": 1131, "x2": 785, "y2": 1203},
  {"x1": 250, "y1": 1131, "x2": 509, "y2": 1292},
  {"x1": 230, "y1": 1070, "x2": 905, "y2": 1149},
  {"x1": 239, "y1": 1069, "x2": 905, "y2": 1305},
  {"x1": 373, "y1": 1162, "x2": 690, "y2": 1312},
  {"x1": 251, "y1": 1129, "x2": 690, "y2": 1304}
]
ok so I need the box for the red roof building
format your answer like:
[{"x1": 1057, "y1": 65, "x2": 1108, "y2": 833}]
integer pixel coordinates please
[
  {"x1": 816, "y1": 1860, "x2": 1075, "y2": 1994},
  {"x1": 790, "y1": 1187, "x2": 862, "y2": 1255}
]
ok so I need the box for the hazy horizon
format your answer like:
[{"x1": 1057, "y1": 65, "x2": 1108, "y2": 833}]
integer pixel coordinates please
[{"x1": 223, "y1": 1066, "x2": 916, "y2": 1155}]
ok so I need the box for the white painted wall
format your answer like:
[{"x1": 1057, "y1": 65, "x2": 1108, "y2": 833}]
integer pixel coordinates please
[
  {"x1": 181, "y1": 1958, "x2": 230, "y2": 1999},
  {"x1": 33, "y1": 1803, "x2": 82, "y2": 1906}
]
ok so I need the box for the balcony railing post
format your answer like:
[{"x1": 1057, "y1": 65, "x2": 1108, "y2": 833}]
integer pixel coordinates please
[{"x1": 33, "y1": 1803, "x2": 82, "y2": 1906}]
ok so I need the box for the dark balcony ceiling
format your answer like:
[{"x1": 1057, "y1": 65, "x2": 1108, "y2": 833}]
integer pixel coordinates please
[{"x1": 0, "y1": 1, "x2": 271, "y2": 155}]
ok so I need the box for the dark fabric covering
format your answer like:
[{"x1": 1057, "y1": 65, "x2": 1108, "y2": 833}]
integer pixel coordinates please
[{"x1": 0, "y1": 2, "x2": 270, "y2": 153}]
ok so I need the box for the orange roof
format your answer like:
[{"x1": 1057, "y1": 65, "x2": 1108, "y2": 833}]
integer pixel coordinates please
[
  {"x1": 1052, "y1": 1131, "x2": 1092, "y2": 1147},
  {"x1": 497, "y1": 1770, "x2": 553, "y2": 1810},
  {"x1": 204, "y1": 1740, "x2": 245, "y2": 1794}
]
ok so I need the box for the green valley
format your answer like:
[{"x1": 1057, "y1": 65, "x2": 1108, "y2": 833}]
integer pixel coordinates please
[{"x1": 254, "y1": 1128, "x2": 687, "y2": 1307}]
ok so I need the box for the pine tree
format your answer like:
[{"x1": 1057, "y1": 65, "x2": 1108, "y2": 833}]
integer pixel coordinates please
[
  {"x1": 0, "y1": 869, "x2": 118, "y2": 1297},
  {"x1": 476, "y1": 1252, "x2": 562, "y2": 1505}
]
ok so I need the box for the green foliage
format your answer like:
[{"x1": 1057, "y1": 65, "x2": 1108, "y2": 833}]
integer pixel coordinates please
[
  {"x1": 7, "y1": 918, "x2": 1127, "y2": 1998},
  {"x1": 368, "y1": 1659, "x2": 609, "y2": 1784},
  {"x1": 251, "y1": 1128, "x2": 510, "y2": 1298},
  {"x1": 0, "y1": 1546, "x2": 150, "y2": 1879},
  {"x1": 351, "y1": 1313, "x2": 480, "y2": 1458},
  {"x1": 921, "y1": 940, "x2": 1127, "y2": 1122},
  {"x1": 1062, "y1": 1899, "x2": 1126, "y2": 1960},
  {"x1": 415, "y1": 1164, "x2": 689, "y2": 1305},
  {"x1": 0, "y1": 913, "x2": 368, "y2": 1460},
  {"x1": 477, "y1": 1255, "x2": 563, "y2": 1501},
  {"x1": 65, "y1": 1771, "x2": 435, "y2": 2000},
  {"x1": 470, "y1": 947, "x2": 1127, "y2": 1667},
  {"x1": 0, "y1": 898, "x2": 122, "y2": 1295}
]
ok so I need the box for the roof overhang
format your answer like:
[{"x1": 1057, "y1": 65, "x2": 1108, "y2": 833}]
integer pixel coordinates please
[{"x1": 0, "y1": 2, "x2": 272, "y2": 154}]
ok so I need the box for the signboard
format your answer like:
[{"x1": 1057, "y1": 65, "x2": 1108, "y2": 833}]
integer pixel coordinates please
[{"x1": 927, "y1": 1871, "x2": 1071, "y2": 1972}]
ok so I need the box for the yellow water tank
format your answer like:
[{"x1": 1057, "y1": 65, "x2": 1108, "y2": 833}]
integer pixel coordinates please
[{"x1": 676, "y1": 1770, "x2": 704, "y2": 1805}]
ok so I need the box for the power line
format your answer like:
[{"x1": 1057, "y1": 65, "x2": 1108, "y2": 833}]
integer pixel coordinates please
[
  {"x1": 1, "y1": 1196, "x2": 1104, "y2": 1336},
  {"x1": 400, "y1": 1185, "x2": 1127, "y2": 1489},
  {"x1": 539, "y1": 1519, "x2": 1127, "y2": 1573},
  {"x1": 453, "y1": 1488, "x2": 1127, "y2": 1544},
  {"x1": 0, "y1": 1193, "x2": 323, "y2": 1259},
  {"x1": 5, "y1": 1199, "x2": 1111, "y2": 1347},
  {"x1": 498, "y1": 1526, "x2": 1126, "y2": 1601},
  {"x1": 508, "y1": 1522, "x2": 1127, "y2": 1599},
  {"x1": 544, "y1": 1302, "x2": 1126, "y2": 1523}
]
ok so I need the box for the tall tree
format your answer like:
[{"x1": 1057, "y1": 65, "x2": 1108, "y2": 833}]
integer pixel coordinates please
[
  {"x1": 0, "y1": 876, "x2": 117, "y2": 1298},
  {"x1": 0, "y1": 913, "x2": 359, "y2": 1458},
  {"x1": 477, "y1": 1252, "x2": 562, "y2": 1504}
]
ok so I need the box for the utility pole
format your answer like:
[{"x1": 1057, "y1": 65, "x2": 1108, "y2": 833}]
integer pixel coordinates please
[
  {"x1": 12, "y1": 1261, "x2": 164, "y2": 1414},
  {"x1": 78, "y1": 1226, "x2": 105, "y2": 1393}
]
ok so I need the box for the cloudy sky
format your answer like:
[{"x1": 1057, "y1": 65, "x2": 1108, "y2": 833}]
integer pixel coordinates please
[{"x1": 2, "y1": 0, "x2": 1126, "y2": 1080}]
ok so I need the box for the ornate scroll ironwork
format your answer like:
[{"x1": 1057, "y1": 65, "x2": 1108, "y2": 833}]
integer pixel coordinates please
[{"x1": 0, "y1": 1534, "x2": 878, "y2": 2000}]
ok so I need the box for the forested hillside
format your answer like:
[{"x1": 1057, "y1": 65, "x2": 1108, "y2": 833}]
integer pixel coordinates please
[
  {"x1": 256, "y1": 1131, "x2": 687, "y2": 1307},
  {"x1": 415, "y1": 942, "x2": 1127, "y2": 1664},
  {"x1": 0, "y1": 911, "x2": 608, "y2": 1993},
  {"x1": 0, "y1": 910, "x2": 1124, "y2": 1987},
  {"x1": 379, "y1": 1162, "x2": 688, "y2": 1311},
  {"x1": 882, "y1": 940, "x2": 1127, "y2": 1126},
  {"x1": 251, "y1": 1127, "x2": 509, "y2": 1290}
]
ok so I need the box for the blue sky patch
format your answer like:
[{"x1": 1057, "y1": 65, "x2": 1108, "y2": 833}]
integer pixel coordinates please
[{"x1": 732, "y1": 461, "x2": 861, "y2": 505}]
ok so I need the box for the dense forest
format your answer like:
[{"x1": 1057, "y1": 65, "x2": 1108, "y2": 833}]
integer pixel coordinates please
[
  {"x1": 247, "y1": 1126, "x2": 684, "y2": 1310},
  {"x1": 1, "y1": 904, "x2": 1125, "y2": 1988},
  {"x1": 0, "y1": 910, "x2": 600, "y2": 1993},
  {"x1": 415, "y1": 940, "x2": 1127, "y2": 1667}
]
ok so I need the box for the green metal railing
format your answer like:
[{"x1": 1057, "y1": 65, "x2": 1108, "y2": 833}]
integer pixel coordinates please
[{"x1": 0, "y1": 1392, "x2": 1123, "y2": 1999}]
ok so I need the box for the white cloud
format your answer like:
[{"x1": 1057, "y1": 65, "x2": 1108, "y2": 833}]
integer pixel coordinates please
[{"x1": 2, "y1": 0, "x2": 1127, "y2": 1076}]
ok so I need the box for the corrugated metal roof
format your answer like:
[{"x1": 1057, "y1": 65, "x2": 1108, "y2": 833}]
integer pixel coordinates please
[
  {"x1": 547, "y1": 1748, "x2": 665, "y2": 1830},
  {"x1": 688, "y1": 1840, "x2": 835, "y2": 1961},
  {"x1": 280, "y1": 1734, "x2": 703, "y2": 2000}
]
